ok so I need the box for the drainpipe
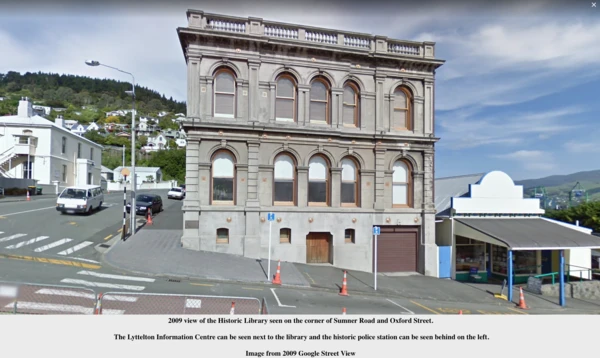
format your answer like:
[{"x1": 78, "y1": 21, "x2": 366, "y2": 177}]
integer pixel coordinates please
[{"x1": 576, "y1": 220, "x2": 579, "y2": 226}]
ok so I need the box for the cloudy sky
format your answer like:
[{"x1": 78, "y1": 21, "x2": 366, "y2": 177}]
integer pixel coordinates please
[{"x1": 1, "y1": 0, "x2": 598, "y2": 180}]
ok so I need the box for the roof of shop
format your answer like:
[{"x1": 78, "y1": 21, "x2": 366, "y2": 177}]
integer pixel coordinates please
[{"x1": 434, "y1": 173, "x2": 485, "y2": 216}]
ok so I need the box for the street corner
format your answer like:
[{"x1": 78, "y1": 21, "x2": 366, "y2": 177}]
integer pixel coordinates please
[{"x1": 408, "y1": 300, "x2": 528, "y2": 315}]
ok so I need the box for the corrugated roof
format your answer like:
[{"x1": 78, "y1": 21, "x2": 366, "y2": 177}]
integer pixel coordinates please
[
  {"x1": 456, "y1": 218, "x2": 600, "y2": 249},
  {"x1": 434, "y1": 173, "x2": 485, "y2": 215}
]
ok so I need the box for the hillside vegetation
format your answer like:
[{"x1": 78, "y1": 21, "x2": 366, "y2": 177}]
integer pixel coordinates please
[
  {"x1": 0, "y1": 71, "x2": 187, "y2": 183},
  {"x1": 515, "y1": 169, "x2": 600, "y2": 205}
]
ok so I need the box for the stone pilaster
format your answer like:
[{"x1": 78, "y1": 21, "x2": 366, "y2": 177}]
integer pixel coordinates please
[
  {"x1": 373, "y1": 148, "x2": 386, "y2": 210},
  {"x1": 375, "y1": 74, "x2": 386, "y2": 131},
  {"x1": 330, "y1": 167, "x2": 342, "y2": 207},
  {"x1": 424, "y1": 79, "x2": 434, "y2": 135},
  {"x1": 184, "y1": 140, "x2": 200, "y2": 206},
  {"x1": 298, "y1": 85, "x2": 310, "y2": 126},
  {"x1": 205, "y1": 76, "x2": 214, "y2": 118},
  {"x1": 198, "y1": 162, "x2": 211, "y2": 205},
  {"x1": 413, "y1": 96, "x2": 424, "y2": 134},
  {"x1": 246, "y1": 142, "x2": 260, "y2": 206},
  {"x1": 297, "y1": 166, "x2": 309, "y2": 207},
  {"x1": 187, "y1": 56, "x2": 201, "y2": 118},
  {"x1": 199, "y1": 76, "x2": 209, "y2": 118},
  {"x1": 269, "y1": 81, "x2": 276, "y2": 122},
  {"x1": 331, "y1": 88, "x2": 343, "y2": 128},
  {"x1": 248, "y1": 60, "x2": 261, "y2": 122},
  {"x1": 423, "y1": 151, "x2": 435, "y2": 212}
]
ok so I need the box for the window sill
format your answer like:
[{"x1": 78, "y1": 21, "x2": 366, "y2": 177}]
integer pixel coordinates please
[
  {"x1": 275, "y1": 118, "x2": 295, "y2": 122},
  {"x1": 343, "y1": 124, "x2": 358, "y2": 128},
  {"x1": 214, "y1": 114, "x2": 235, "y2": 119},
  {"x1": 216, "y1": 241, "x2": 229, "y2": 245},
  {"x1": 392, "y1": 204, "x2": 412, "y2": 208},
  {"x1": 212, "y1": 201, "x2": 235, "y2": 206},
  {"x1": 308, "y1": 203, "x2": 329, "y2": 207},
  {"x1": 341, "y1": 203, "x2": 358, "y2": 208},
  {"x1": 309, "y1": 120, "x2": 329, "y2": 125},
  {"x1": 274, "y1": 202, "x2": 295, "y2": 206},
  {"x1": 279, "y1": 241, "x2": 291, "y2": 244}
]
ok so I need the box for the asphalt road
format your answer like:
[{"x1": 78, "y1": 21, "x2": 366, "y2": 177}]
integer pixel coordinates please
[
  {"x1": 1, "y1": 191, "x2": 599, "y2": 315},
  {"x1": 0, "y1": 189, "x2": 180, "y2": 262}
]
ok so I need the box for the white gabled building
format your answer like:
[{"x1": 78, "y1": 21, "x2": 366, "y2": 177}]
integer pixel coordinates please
[{"x1": 0, "y1": 98, "x2": 103, "y2": 186}]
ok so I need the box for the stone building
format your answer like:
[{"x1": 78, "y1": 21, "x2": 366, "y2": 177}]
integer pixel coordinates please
[{"x1": 177, "y1": 10, "x2": 444, "y2": 275}]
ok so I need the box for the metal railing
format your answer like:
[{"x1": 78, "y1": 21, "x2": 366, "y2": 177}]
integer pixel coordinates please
[
  {"x1": 1, "y1": 281, "x2": 268, "y2": 315},
  {"x1": 533, "y1": 264, "x2": 598, "y2": 285},
  {"x1": 0, "y1": 281, "x2": 98, "y2": 315}
]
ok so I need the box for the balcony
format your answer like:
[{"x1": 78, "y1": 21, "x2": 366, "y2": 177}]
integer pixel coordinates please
[
  {"x1": 13, "y1": 135, "x2": 37, "y2": 156},
  {"x1": 183, "y1": 10, "x2": 437, "y2": 60}
]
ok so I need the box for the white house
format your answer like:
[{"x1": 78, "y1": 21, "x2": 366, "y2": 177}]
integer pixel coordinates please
[
  {"x1": 32, "y1": 105, "x2": 52, "y2": 116},
  {"x1": 0, "y1": 98, "x2": 103, "y2": 187},
  {"x1": 101, "y1": 165, "x2": 114, "y2": 181},
  {"x1": 112, "y1": 166, "x2": 162, "y2": 185},
  {"x1": 175, "y1": 138, "x2": 187, "y2": 147},
  {"x1": 142, "y1": 134, "x2": 167, "y2": 152},
  {"x1": 70, "y1": 122, "x2": 100, "y2": 136},
  {"x1": 63, "y1": 118, "x2": 78, "y2": 129}
]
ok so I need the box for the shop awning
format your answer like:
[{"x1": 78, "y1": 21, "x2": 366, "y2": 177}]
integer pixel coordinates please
[{"x1": 455, "y1": 218, "x2": 600, "y2": 250}]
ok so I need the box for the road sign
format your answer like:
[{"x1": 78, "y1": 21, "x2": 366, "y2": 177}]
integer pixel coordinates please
[
  {"x1": 373, "y1": 226, "x2": 381, "y2": 235},
  {"x1": 267, "y1": 212, "x2": 275, "y2": 222},
  {"x1": 373, "y1": 226, "x2": 380, "y2": 291},
  {"x1": 121, "y1": 168, "x2": 130, "y2": 177}
]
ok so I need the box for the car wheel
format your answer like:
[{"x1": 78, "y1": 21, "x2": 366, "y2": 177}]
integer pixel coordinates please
[
  {"x1": 98, "y1": 201, "x2": 103, "y2": 210},
  {"x1": 87, "y1": 206, "x2": 93, "y2": 215}
]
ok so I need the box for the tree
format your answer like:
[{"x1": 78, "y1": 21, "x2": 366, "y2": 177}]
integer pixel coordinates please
[
  {"x1": 544, "y1": 201, "x2": 600, "y2": 232},
  {"x1": 84, "y1": 130, "x2": 106, "y2": 145},
  {"x1": 105, "y1": 115, "x2": 121, "y2": 123}
]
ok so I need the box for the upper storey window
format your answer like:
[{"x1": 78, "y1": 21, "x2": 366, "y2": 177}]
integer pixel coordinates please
[
  {"x1": 276, "y1": 75, "x2": 297, "y2": 122},
  {"x1": 392, "y1": 87, "x2": 413, "y2": 130},
  {"x1": 214, "y1": 69, "x2": 236, "y2": 118},
  {"x1": 309, "y1": 78, "x2": 330, "y2": 124},
  {"x1": 342, "y1": 82, "x2": 359, "y2": 127}
]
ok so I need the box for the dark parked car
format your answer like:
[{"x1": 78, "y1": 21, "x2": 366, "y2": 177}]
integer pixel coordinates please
[{"x1": 126, "y1": 194, "x2": 163, "y2": 215}]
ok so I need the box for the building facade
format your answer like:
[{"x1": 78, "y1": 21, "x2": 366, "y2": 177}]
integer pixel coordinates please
[
  {"x1": 177, "y1": 10, "x2": 444, "y2": 275},
  {"x1": 0, "y1": 98, "x2": 102, "y2": 187}
]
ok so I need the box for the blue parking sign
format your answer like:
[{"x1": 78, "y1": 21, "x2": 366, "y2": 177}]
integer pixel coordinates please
[
  {"x1": 267, "y1": 212, "x2": 275, "y2": 221},
  {"x1": 373, "y1": 226, "x2": 381, "y2": 235}
]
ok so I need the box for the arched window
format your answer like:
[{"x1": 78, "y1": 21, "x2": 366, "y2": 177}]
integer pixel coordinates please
[
  {"x1": 342, "y1": 82, "x2": 359, "y2": 127},
  {"x1": 216, "y1": 228, "x2": 229, "y2": 244},
  {"x1": 211, "y1": 150, "x2": 235, "y2": 204},
  {"x1": 310, "y1": 78, "x2": 330, "y2": 124},
  {"x1": 214, "y1": 68, "x2": 236, "y2": 118},
  {"x1": 273, "y1": 153, "x2": 296, "y2": 205},
  {"x1": 392, "y1": 160, "x2": 412, "y2": 207},
  {"x1": 280, "y1": 228, "x2": 291, "y2": 244},
  {"x1": 393, "y1": 87, "x2": 412, "y2": 130},
  {"x1": 341, "y1": 158, "x2": 359, "y2": 206},
  {"x1": 276, "y1": 74, "x2": 296, "y2": 122},
  {"x1": 308, "y1": 155, "x2": 329, "y2": 206}
]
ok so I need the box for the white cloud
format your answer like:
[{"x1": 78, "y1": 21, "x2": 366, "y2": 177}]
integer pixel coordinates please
[
  {"x1": 563, "y1": 140, "x2": 600, "y2": 153},
  {"x1": 437, "y1": 106, "x2": 587, "y2": 149},
  {"x1": 493, "y1": 150, "x2": 557, "y2": 172}
]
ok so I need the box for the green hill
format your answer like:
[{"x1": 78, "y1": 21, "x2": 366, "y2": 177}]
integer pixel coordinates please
[
  {"x1": 515, "y1": 170, "x2": 600, "y2": 206},
  {"x1": 0, "y1": 71, "x2": 186, "y2": 119}
]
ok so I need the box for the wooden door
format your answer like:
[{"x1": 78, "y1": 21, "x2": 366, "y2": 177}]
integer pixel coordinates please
[{"x1": 306, "y1": 233, "x2": 331, "y2": 264}]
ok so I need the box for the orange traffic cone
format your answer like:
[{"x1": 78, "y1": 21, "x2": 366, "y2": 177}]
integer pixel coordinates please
[
  {"x1": 339, "y1": 270, "x2": 349, "y2": 296},
  {"x1": 230, "y1": 302, "x2": 235, "y2": 315},
  {"x1": 26, "y1": 191, "x2": 30, "y2": 201},
  {"x1": 458, "y1": 310, "x2": 462, "y2": 315},
  {"x1": 147, "y1": 210, "x2": 153, "y2": 225},
  {"x1": 272, "y1": 260, "x2": 282, "y2": 285},
  {"x1": 342, "y1": 307, "x2": 347, "y2": 315},
  {"x1": 517, "y1": 287, "x2": 529, "y2": 309}
]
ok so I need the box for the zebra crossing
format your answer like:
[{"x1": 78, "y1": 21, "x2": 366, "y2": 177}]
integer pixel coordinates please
[
  {"x1": 0, "y1": 218, "x2": 145, "y2": 257},
  {"x1": 1, "y1": 270, "x2": 156, "y2": 314}
]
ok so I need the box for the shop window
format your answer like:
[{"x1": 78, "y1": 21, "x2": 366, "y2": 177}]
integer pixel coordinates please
[
  {"x1": 216, "y1": 228, "x2": 229, "y2": 244},
  {"x1": 344, "y1": 229, "x2": 355, "y2": 244},
  {"x1": 280, "y1": 228, "x2": 291, "y2": 244},
  {"x1": 491, "y1": 246, "x2": 537, "y2": 276},
  {"x1": 455, "y1": 236, "x2": 486, "y2": 272}
]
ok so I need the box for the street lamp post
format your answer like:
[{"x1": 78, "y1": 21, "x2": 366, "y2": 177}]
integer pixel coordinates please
[{"x1": 85, "y1": 60, "x2": 137, "y2": 235}]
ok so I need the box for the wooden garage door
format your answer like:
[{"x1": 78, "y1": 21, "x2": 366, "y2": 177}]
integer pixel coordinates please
[
  {"x1": 375, "y1": 229, "x2": 418, "y2": 272},
  {"x1": 306, "y1": 232, "x2": 332, "y2": 264}
]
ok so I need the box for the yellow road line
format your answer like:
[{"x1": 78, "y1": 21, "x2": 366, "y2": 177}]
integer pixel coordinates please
[
  {"x1": 0, "y1": 253, "x2": 101, "y2": 269},
  {"x1": 410, "y1": 300, "x2": 440, "y2": 314},
  {"x1": 506, "y1": 307, "x2": 528, "y2": 315},
  {"x1": 242, "y1": 287, "x2": 263, "y2": 291},
  {"x1": 304, "y1": 272, "x2": 316, "y2": 284},
  {"x1": 0, "y1": 216, "x2": 6, "y2": 219},
  {"x1": 118, "y1": 228, "x2": 123, "y2": 233},
  {"x1": 103, "y1": 234, "x2": 113, "y2": 241},
  {"x1": 190, "y1": 283, "x2": 214, "y2": 287}
]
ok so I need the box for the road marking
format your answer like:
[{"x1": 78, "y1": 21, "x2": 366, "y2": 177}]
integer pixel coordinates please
[
  {"x1": 76, "y1": 270, "x2": 156, "y2": 282},
  {"x1": 185, "y1": 299, "x2": 202, "y2": 308},
  {"x1": 0, "y1": 206, "x2": 55, "y2": 217},
  {"x1": 507, "y1": 307, "x2": 528, "y2": 315},
  {"x1": 103, "y1": 235, "x2": 113, "y2": 241},
  {"x1": 477, "y1": 309, "x2": 512, "y2": 315},
  {"x1": 57, "y1": 242, "x2": 94, "y2": 255},
  {"x1": 270, "y1": 288, "x2": 296, "y2": 308},
  {"x1": 117, "y1": 228, "x2": 123, "y2": 233},
  {"x1": 386, "y1": 299, "x2": 414, "y2": 314},
  {"x1": 35, "y1": 289, "x2": 96, "y2": 300},
  {"x1": 68, "y1": 257, "x2": 100, "y2": 264},
  {"x1": 303, "y1": 272, "x2": 316, "y2": 284},
  {"x1": 34, "y1": 238, "x2": 73, "y2": 252},
  {"x1": 0, "y1": 216, "x2": 6, "y2": 219},
  {"x1": 0, "y1": 253, "x2": 101, "y2": 269},
  {"x1": 410, "y1": 300, "x2": 440, "y2": 315},
  {"x1": 190, "y1": 283, "x2": 214, "y2": 287},
  {"x1": 0, "y1": 234, "x2": 27, "y2": 243},
  {"x1": 5, "y1": 301, "x2": 96, "y2": 314},
  {"x1": 242, "y1": 287, "x2": 264, "y2": 291},
  {"x1": 102, "y1": 294, "x2": 139, "y2": 302},
  {"x1": 5, "y1": 236, "x2": 49, "y2": 249},
  {"x1": 60, "y1": 278, "x2": 145, "y2": 291}
]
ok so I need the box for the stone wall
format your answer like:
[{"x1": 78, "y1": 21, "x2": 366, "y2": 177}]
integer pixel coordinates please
[{"x1": 537, "y1": 280, "x2": 600, "y2": 300}]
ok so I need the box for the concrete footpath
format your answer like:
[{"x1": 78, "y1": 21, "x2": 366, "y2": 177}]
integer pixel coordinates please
[{"x1": 103, "y1": 228, "x2": 534, "y2": 308}]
